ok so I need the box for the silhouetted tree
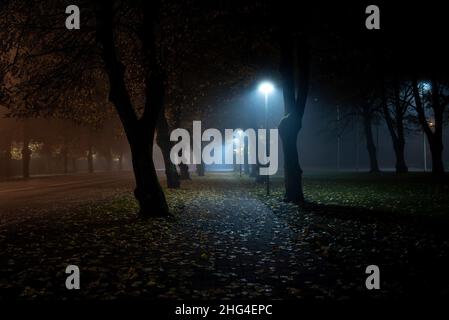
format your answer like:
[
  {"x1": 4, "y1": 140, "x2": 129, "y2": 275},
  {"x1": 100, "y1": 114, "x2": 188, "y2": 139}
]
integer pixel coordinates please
[
  {"x1": 381, "y1": 79, "x2": 413, "y2": 173},
  {"x1": 95, "y1": 0, "x2": 169, "y2": 217},
  {"x1": 277, "y1": 15, "x2": 309, "y2": 203},
  {"x1": 412, "y1": 79, "x2": 449, "y2": 176}
]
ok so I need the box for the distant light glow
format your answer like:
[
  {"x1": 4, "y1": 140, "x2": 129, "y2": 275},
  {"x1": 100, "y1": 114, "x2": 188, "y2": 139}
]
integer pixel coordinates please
[
  {"x1": 258, "y1": 82, "x2": 274, "y2": 95},
  {"x1": 421, "y1": 82, "x2": 431, "y2": 92}
]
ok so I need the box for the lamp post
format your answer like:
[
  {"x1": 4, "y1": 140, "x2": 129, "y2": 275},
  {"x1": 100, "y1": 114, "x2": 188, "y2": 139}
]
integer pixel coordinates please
[{"x1": 258, "y1": 81, "x2": 274, "y2": 196}]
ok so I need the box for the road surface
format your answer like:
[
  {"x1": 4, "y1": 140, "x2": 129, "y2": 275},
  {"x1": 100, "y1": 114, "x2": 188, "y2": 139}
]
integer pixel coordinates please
[{"x1": 0, "y1": 172, "x2": 135, "y2": 212}]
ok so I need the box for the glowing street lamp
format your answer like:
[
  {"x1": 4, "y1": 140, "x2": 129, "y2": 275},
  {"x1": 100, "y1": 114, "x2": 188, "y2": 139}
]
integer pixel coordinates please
[
  {"x1": 258, "y1": 82, "x2": 274, "y2": 96},
  {"x1": 421, "y1": 82, "x2": 431, "y2": 92},
  {"x1": 258, "y1": 81, "x2": 274, "y2": 195}
]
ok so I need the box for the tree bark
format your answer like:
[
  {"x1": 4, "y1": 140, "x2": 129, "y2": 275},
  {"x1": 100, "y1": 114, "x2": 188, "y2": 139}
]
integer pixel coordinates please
[
  {"x1": 156, "y1": 111, "x2": 180, "y2": 188},
  {"x1": 362, "y1": 111, "x2": 380, "y2": 173}
]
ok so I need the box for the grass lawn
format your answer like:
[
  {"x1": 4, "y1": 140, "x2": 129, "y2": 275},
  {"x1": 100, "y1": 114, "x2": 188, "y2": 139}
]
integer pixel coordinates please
[{"x1": 263, "y1": 172, "x2": 449, "y2": 220}]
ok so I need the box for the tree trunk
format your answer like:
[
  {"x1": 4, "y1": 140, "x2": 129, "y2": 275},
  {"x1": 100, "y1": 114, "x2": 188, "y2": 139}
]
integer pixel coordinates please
[
  {"x1": 429, "y1": 140, "x2": 444, "y2": 175},
  {"x1": 131, "y1": 131, "x2": 169, "y2": 218},
  {"x1": 430, "y1": 80, "x2": 445, "y2": 176},
  {"x1": 255, "y1": 168, "x2": 265, "y2": 183},
  {"x1": 5, "y1": 144, "x2": 12, "y2": 178},
  {"x1": 362, "y1": 112, "x2": 380, "y2": 173},
  {"x1": 0, "y1": 135, "x2": 12, "y2": 179},
  {"x1": 156, "y1": 111, "x2": 180, "y2": 188},
  {"x1": 243, "y1": 163, "x2": 250, "y2": 175},
  {"x1": 72, "y1": 157, "x2": 78, "y2": 173},
  {"x1": 196, "y1": 163, "x2": 205, "y2": 176},
  {"x1": 394, "y1": 109, "x2": 408, "y2": 173},
  {"x1": 381, "y1": 82, "x2": 408, "y2": 173},
  {"x1": 130, "y1": 126, "x2": 169, "y2": 218},
  {"x1": 393, "y1": 141, "x2": 407, "y2": 173},
  {"x1": 62, "y1": 133, "x2": 69, "y2": 174},
  {"x1": 104, "y1": 148, "x2": 113, "y2": 172},
  {"x1": 250, "y1": 164, "x2": 258, "y2": 177},
  {"x1": 95, "y1": 0, "x2": 169, "y2": 217},
  {"x1": 278, "y1": 28, "x2": 309, "y2": 203},
  {"x1": 179, "y1": 163, "x2": 191, "y2": 180},
  {"x1": 41, "y1": 144, "x2": 52, "y2": 174},
  {"x1": 243, "y1": 137, "x2": 250, "y2": 175},
  {"x1": 383, "y1": 122, "x2": 407, "y2": 173},
  {"x1": 195, "y1": 140, "x2": 205, "y2": 176},
  {"x1": 22, "y1": 126, "x2": 31, "y2": 179},
  {"x1": 87, "y1": 127, "x2": 94, "y2": 173},
  {"x1": 87, "y1": 144, "x2": 94, "y2": 174},
  {"x1": 279, "y1": 114, "x2": 304, "y2": 202},
  {"x1": 62, "y1": 147, "x2": 69, "y2": 174},
  {"x1": 118, "y1": 152, "x2": 123, "y2": 171}
]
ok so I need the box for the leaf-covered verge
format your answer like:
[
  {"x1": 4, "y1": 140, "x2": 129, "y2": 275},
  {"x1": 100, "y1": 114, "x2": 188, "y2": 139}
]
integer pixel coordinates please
[{"x1": 1, "y1": 173, "x2": 448, "y2": 300}]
